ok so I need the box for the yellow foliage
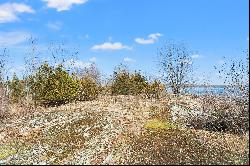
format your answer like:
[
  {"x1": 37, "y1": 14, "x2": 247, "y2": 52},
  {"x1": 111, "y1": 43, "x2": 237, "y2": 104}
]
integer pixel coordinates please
[
  {"x1": 0, "y1": 145, "x2": 16, "y2": 160},
  {"x1": 144, "y1": 119, "x2": 176, "y2": 130}
]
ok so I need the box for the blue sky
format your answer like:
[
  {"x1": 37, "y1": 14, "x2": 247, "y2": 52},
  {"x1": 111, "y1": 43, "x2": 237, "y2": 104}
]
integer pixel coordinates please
[{"x1": 0, "y1": 0, "x2": 249, "y2": 84}]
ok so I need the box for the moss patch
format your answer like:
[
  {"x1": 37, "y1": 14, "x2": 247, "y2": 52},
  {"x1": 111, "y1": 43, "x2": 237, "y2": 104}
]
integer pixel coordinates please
[
  {"x1": 0, "y1": 145, "x2": 16, "y2": 160},
  {"x1": 144, "y1": 119, "x2": 176, "y2": 130}
]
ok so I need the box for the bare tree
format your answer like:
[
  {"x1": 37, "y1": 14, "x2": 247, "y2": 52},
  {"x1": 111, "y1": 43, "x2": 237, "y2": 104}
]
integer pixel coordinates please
[
  {"x1": 0, "y1": 48, "x2": 8, "y2": 83},
  {"x1": 48, "y1": 41, "x2": 79, "y2": 67},
  {"x1": 210, "y1": 50, "x2": 249, "y2": 133},
  {"x1": 216, "y1": 49, "x2": 249, "y2": 99},
  {"x1": 24, "y1": 37, "x2": 40, "y2": 77},
  {"x1": 78, "y1": 63, "x2": 101, "y2": 85},
  {"x1": 158, "y1": 41, "x2": 193, "y2": 94},
  {"x1": 0, "y1": 48, "x2": 9, "y2": 118}
]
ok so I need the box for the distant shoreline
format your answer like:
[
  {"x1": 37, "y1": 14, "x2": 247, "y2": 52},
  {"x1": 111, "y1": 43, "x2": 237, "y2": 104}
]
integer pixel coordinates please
[
  {"x1": 165, "y1": 84, "x2": 228, "y2": 88},
  {"x1": 184, "y1": 85, "x2": 227, "y2": 88}
]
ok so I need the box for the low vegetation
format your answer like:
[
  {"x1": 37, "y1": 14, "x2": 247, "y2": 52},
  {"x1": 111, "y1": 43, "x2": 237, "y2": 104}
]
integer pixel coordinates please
[
  {"x1": 110, "y1": 65, "x2": 165, "y2": 98},
  {"x1": 6, "y1": 62, "x2": 100, "y2": 107},
  {"x1": 0, "y1": 41, "x2": 248, "y2": 165},
  {"x1": 144, "y1": 119, "x2": 176, "y2": 130}
]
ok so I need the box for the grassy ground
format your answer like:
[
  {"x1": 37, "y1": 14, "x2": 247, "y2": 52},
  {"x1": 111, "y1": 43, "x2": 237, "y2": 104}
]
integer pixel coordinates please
[{"x1": 0, "y1": 95, "x2": 249, "y2": 165}]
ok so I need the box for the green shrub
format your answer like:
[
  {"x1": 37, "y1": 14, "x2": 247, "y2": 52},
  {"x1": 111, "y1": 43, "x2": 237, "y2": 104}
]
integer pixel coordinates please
[
  {"x1": 129, "y1": 72, "x2": 148, "y2": 95},
  {"x1": 110, "y1": 67, "x2": 166, "y2": 97},
  {"x1": 144, "y1": 80, "x2": 166, "y2": 99},
  {"x1": 110, "y1": 65, "x2": 149, "y2": 96},
  {"x1": 111, "y1": 69, "x2": 131, "y2": 95},
  {"x1": 77, "y1": 77, "x2": 100, "y2": 101},
  {"x1": 24, "y1": 62, "x2": 100, "y2": 106},
  {"x1": 27, "y1": 63, "x2": 79, "y2": 106},
  {"x1": 8, "y1": 73, "x2": 24, "y2": 103},
  {"x1": 43, "y1": 66, "x2": 79, "y2": 105}
]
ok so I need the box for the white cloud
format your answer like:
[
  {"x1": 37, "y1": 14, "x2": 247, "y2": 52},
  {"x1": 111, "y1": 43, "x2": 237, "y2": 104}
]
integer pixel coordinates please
[
  {"x1": 148, "y1": 33, "x2": 163, "y2": 40},
  {"x1": 89, "y1": 57, "x2": 97, "y2": 62},
  {"x1": 0, "y1": 3, "x2": 34, "y2": 23},
  {"x1": 47, "y1": 21, "x2": 63, "y2": 31},
  {"x1": 91, "y1": 42, "x2": 132, "y2": 51},
  {"x1": 191, "y1": 54, "x2": 203, "y2": 59},
  {"x1": 124, "y1": 57, "x2": 136, "y2": 63},
  {"x1": 0, "y1": 31, "x2": 31, "y2": 46},
  {"x1": 43, "y1": 0, "x2": 88, "y2": 12},
  {"x1": 135, "y1": 38, "x2": 155, "y2": 44},
  {"x1": 135, "y1": 33, "x2": 163, "y2": 45}
]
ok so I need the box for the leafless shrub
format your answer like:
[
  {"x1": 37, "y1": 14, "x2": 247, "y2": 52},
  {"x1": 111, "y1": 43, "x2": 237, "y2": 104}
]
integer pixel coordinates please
[
  {"x1": 188, "y1": 94, "x2": 248, "y2": 134},
  {"x1": 215, "y1": 50, "x2": 249, "y2": 134},
  {"x1": 77, "y1": 63, "x2": 101, "y2": 85},
  {"x1": 0, "y1": 85, "x2": 9, "y2": 119},
  {"x1": 188, "y1": 50, "x2": 249, "y2": 134},
  {"x1": 158, "y1": 41, "x2": 193, "y2": 95},
  {"x1": 48, "y1": 41, "x2": 79, "y2": 66},
  {"x1": 0, "y1": 48, "x2": 9, "y2": 118},
  {"x1": 22, "y1": 37, "x2": 41, "y2": 106},
  {"x1": 217, "y1": 50, "x2": 249, "y2": 98}
]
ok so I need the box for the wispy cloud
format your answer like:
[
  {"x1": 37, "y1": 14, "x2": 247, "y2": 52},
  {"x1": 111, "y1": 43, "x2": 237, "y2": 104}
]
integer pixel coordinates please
[
  {"x1": 47, "y1": 21, "x2": 63, "y2": 31},
  {"x1": 135, "y1": 33, "x2": 163, "y2": 45},
  {"x1": 43, "y1": 0, "x2": 88, "y2": 12},
  {"x1": 124, "y1": 57, "x2": 136, "y2": 63},
  {"x1": 91, "y1": 42, "x2": 132, "y2": 51},
  {"x1": 78, "y1": 34, "x2": 90, "y2": 40},
  {"x1": 191, "y1": 54, "x2": 203, "y2": 59},
  {"x1": 0, "y1": 31, "x2": 31, "y2": 46},
  {"x1": 0, "y1": 2, "x2": 34, "y2": 23},
  {"x1": 89, "y1": 57, "x2": 97, "y2": 62}
]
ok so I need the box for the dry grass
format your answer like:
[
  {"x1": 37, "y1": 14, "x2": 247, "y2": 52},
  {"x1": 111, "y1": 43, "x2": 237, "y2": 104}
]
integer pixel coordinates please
[
  {"x1": 0, "y1": 95, "x2": 248, "y2": 165},
  {"x1": 125, "y1": 129, "x2": 248, "y2": 165}
]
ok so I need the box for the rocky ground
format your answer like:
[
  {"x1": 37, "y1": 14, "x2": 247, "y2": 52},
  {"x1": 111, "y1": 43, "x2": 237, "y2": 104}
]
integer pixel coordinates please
[{"x1": 0, "y1": 95, "x2": 249, "y2": 165}]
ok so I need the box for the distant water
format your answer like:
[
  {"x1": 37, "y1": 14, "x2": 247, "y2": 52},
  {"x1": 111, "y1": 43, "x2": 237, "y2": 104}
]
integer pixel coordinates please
[
  {"x1": 168, "y1": 86, "x2": 248, "y2": 95},
  {"x1": 183, "y1": 87, "x2": 226, "y2": 95}
]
